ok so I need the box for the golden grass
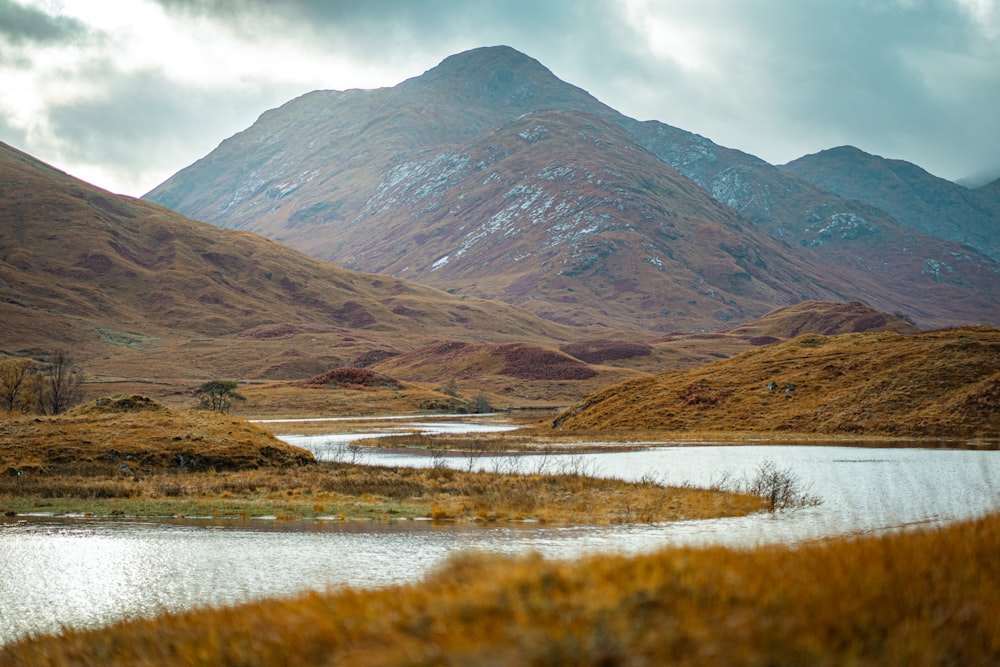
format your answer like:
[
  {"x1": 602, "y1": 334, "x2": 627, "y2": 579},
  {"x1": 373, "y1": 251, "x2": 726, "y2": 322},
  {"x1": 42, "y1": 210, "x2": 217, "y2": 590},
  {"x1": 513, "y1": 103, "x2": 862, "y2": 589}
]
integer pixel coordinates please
[
  {"x1": 0, "y1": 396, "x2": 315, "y2": 475},
  {"x1": 6, "y1": 512, "x2": 999, "y2": 665},
  {"x1": 0, "y1": 459, "x2": 761, "y2": 525},
  {"x1": 554, "y1": 326, "x2": 1000, "y2": 438}
]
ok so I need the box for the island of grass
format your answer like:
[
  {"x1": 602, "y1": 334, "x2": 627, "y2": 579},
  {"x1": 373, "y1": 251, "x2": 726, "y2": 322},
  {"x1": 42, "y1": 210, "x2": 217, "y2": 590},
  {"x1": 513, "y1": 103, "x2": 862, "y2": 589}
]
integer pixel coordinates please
[{"x1": 0, "y1": 394, "x2": 761, "y2": 524}]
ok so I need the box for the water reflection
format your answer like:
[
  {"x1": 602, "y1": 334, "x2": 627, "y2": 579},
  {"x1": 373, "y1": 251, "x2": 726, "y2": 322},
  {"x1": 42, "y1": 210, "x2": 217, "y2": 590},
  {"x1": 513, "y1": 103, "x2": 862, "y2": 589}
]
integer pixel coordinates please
[{"x1": 2, "y1": 418, "x2": 999, "y2": 647}]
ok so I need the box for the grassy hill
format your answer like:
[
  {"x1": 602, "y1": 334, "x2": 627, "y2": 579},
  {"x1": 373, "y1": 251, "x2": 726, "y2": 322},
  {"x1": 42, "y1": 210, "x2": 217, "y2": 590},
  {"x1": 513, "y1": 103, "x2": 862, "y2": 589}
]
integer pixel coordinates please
[
  {"x1": 0, "y1": 395, "x2": 314, "y2": 476},
  {"x1": 552, "y1": 326, "x2": 1000, "y2": 438}
]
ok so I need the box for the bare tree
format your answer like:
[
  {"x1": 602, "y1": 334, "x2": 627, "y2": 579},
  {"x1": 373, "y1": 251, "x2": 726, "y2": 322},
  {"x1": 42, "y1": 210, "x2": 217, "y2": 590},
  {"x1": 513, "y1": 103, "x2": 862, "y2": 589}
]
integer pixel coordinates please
[
  {"x1": 40, "y1": 350, "x2": 85, "y2": 415},
  {"x1": 0, "y1": 358, "x2": 34, "y2": 412},
  {"x1": 745, "y1": 460, "x2": 821, "y2": 512}
]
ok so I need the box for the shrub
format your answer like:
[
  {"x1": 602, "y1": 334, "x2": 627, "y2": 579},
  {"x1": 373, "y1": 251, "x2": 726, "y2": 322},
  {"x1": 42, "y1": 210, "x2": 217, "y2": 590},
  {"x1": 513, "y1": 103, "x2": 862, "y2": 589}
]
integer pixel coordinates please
[{"x1": 744, "y1": 460, "x2": 821, "y2": 512}]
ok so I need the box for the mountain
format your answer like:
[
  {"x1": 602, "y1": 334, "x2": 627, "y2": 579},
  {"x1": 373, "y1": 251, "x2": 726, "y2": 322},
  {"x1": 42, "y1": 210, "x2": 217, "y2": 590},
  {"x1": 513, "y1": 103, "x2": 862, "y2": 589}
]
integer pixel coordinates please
[
  {"x1": 552, "y1": 326, "x2": 1000, "y2": 438},
  {"x1": 782, "y1": 146, "x2": 1000, "y2": 260},
  {"x1": 0, "y1": 140, "x2": 582, "y2": 385},
  {"x1": 145, "y1": 47, "x2": 1000, "y2": 332}
]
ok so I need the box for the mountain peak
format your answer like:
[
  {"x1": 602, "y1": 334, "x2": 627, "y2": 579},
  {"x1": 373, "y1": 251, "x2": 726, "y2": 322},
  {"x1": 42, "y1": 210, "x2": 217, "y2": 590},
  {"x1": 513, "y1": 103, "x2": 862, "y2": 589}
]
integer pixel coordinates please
[
  {"x1": 431, "y1": 45, "x2": 550, "y2": 77},
  {"x1": 393, "y1": 45, "x2": 598, "y2": 114}
]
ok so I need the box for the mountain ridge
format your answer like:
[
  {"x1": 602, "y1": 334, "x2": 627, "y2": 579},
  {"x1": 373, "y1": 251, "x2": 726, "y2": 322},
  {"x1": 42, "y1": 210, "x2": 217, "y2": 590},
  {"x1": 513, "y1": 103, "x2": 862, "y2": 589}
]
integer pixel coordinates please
[
  {"x1": 145, "y1": 45, "x2": 1000, "y2": 331},
  {"x1": 783, "y1": 145, "x2": 1000, "y2": 261}
]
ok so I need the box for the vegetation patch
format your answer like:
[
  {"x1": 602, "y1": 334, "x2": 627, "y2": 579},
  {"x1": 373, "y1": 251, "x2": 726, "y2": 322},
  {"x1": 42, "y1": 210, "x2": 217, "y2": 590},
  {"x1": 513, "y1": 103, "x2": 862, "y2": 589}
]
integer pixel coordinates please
[
  {"x1": 75, "y1": 394, "x2": 168, "y2": 415},
  {"x1": 298, "y1": 367, "x2": 403, "y2": 390},
  {"x1": 496, "y1": 344, "x2": 598, "y2": 380},
  {"x1": 560, "y1": 339, "x2": 653, "y2": 364}
]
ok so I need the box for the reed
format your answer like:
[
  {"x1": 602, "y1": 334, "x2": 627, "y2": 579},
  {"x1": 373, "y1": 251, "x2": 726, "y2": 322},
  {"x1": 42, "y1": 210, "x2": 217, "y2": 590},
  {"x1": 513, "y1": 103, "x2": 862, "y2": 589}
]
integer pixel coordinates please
[{"x1": 6, "y1": 512, "x2": 999, "y2": 665}]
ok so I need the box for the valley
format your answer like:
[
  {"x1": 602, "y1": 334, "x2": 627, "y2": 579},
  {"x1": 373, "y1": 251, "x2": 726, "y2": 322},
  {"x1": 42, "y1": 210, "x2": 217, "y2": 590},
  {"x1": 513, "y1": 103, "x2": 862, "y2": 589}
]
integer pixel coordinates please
[{"x1": 2, "y1": 42, "x2": 999, "y2": 667}]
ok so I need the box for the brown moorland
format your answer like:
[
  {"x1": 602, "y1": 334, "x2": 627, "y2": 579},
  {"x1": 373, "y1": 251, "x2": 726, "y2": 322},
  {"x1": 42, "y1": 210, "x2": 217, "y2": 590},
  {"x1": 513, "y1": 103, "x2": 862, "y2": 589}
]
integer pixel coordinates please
[
  {"x1": 362, "y1": 340, "x2": 645, "y2": 408},
  {"x1": 5, "y1": 512, "x2": 999, "y2": 665},
  {"x1": 594, "y1": 299, "x2": 922, "y2": 376},
  {"x1": 552, "y1": 326, "x2": 1000, "y2": 438},
  {"x1": 235, "y1": 382, "x2": 472, "y2": 420}
]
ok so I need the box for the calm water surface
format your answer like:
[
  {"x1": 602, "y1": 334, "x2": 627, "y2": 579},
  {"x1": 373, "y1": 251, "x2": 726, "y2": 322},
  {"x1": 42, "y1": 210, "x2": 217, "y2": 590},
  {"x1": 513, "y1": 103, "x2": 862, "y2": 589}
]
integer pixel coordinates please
[{"x1": 2, "y1": 417, "x2": 998, "y2": 645}]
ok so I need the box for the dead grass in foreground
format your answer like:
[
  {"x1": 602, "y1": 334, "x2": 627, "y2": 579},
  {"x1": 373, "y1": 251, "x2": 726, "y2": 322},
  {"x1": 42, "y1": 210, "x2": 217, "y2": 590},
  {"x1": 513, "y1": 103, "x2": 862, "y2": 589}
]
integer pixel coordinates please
[{"x1": 6, "y1": 512, "x2": 999, "y2": 666}]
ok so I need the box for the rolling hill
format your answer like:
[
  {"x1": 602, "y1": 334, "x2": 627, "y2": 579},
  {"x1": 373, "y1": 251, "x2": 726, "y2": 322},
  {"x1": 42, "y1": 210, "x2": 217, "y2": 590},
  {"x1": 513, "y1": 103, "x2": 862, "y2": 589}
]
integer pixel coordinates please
[
  {"x1": 552, "y1": 326, "x2": 1000, "y2": 438},
  {"x1": 146, "y1": 45, "x2": 1000, "y2": 331},
  {"x1": 0, "y1": 140, "x2": 583, "y2": 387}
]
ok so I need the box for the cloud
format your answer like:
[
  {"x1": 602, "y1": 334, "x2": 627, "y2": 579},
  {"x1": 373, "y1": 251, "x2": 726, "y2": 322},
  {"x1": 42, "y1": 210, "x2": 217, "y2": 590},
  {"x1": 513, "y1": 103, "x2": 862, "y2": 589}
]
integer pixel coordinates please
[
  {"x1": 1, "y1": 0, "x2": 997, "y2": 194},
  {"x1": 40, "y1": 63, "x2": 305, "y2": 194},
  {"x1": 0, "y1": 0, "x2": 90, "y2": 46}
]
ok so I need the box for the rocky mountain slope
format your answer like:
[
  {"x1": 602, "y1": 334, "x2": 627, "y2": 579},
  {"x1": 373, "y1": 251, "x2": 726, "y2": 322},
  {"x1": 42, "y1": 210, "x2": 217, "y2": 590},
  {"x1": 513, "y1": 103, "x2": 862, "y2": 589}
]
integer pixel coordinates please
[
  {"x1": 552, "y1": 326, "x2": 1000, "y2": 438},
  {"x1": 146, "y1": 46, "x2": 1000, "y2": 331},
  {"x1": 783, "y1": 146, "x2": 1000, "y2": 260},
  {"x1": 0, "y1": 140, "x2": 580, "y2": 384}
]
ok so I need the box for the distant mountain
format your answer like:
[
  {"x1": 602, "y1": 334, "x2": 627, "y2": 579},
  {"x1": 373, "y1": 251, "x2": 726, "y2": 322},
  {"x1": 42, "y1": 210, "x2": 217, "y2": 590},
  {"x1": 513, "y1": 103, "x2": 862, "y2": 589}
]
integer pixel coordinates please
[
  {"x1": 0, "y1": 140, "x2": 578, "y2": 382},
  {"x1": 782, "y1": 146, "x2": 1000, "y2": 260},
  {"x1": 146, "y1": 46, "x2": 1000, "y2": 330}
]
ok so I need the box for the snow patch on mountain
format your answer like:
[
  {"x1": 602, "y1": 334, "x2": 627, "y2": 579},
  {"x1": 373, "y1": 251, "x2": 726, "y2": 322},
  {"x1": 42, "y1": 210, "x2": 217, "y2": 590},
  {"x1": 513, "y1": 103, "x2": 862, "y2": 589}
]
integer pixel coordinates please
[{"x1": 803, "y1": 210, "x2": 878, "y2": 247}]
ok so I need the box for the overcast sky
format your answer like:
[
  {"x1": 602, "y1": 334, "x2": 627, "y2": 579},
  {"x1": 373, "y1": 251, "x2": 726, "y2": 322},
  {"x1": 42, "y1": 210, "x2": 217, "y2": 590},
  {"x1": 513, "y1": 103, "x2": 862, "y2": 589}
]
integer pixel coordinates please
[{"x1": 2, "y1": 0, "x2": 998, "y2": 196}]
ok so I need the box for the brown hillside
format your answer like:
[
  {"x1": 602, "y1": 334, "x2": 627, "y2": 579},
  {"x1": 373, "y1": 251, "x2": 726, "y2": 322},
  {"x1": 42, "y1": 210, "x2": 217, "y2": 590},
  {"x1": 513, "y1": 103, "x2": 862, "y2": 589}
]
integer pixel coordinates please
[
  {"x1": 553, "y1": 326, "x2": 1000, "y2": 438},
  {"x1": 0, "y1": 140, "x2": 584, "y2": 388},
  {"x1": 724, "y1": 300, "x2": 919, "y2": 339},
  {"x1": 573, "y1": 300, "x2": 920, "y2": 376},
  {"x1": 298, "y1": 367, "x2": 403, "y2": 390}
]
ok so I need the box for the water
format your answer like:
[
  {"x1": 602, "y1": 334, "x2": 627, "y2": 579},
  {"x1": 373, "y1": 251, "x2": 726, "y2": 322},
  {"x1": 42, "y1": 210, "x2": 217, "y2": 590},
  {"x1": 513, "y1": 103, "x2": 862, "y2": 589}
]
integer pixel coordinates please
[{"x1": 2, "y1": 418, "x2": 998, "y2": 646}]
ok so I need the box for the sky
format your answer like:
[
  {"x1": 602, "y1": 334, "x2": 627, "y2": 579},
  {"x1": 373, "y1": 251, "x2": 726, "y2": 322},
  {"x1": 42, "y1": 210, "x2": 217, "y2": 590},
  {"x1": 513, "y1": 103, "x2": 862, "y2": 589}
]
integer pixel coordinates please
[{"x1": 1, "y1": 0, "x2": 998, "y2": 197}]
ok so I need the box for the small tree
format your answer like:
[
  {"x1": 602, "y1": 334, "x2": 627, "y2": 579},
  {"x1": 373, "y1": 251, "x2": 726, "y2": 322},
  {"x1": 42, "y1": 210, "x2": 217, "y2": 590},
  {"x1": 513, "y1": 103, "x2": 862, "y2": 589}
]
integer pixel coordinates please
[
  {"x1": 196, "y1": 380, "x2": 246, "y2": 414},
  {"x1": 0, "y1": 358, "x2": 34, "y2": 412},
  {"x1": 473, "y1": 392, "x2": 492, "y2": 413}
]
